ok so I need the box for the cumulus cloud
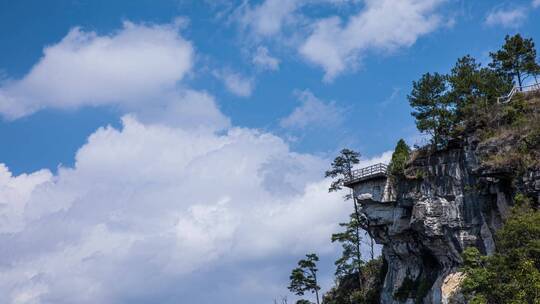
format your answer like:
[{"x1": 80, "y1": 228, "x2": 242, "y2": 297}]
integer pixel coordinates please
[
  {"x1": 485, "y1": 7, "x2": 527, "y2": 28},
  {"x1": 132, "y1": 89, "x2": 230, "y2": 131},
  {"x1": 280, "y1": 90, "x2": 344, "y2": 129},
  {"x1": 0, "y1": 115, "x2": 385, "y2": 303},
  {"x1": 0, "y1": 165, "x2": 52, "y2": 233},
  {"x1": 214, "y1": 69, "x2": 254, "y2": 97},
  {"x1": 299, "y1": 0, "x2": 445, "y2": 81},
  {"x1": 253, "y1": 46, "x2": 280, "y2": 70},
  {"x1": 0, "y1": 21, "x2": 194, "y2": 119}
]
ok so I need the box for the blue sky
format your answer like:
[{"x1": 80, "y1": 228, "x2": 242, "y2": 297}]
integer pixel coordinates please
[{"x1": 0, "y1": 1, "x2": 539, "y2": 303}]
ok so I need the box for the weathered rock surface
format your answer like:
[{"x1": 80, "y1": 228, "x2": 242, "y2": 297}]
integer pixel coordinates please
[{"x1": 351, "y1": 137, "x2": 540, "y2": 304}]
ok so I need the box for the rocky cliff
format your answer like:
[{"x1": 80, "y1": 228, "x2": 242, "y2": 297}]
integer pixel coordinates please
[{"x1": 353, "y1": 96, "x2": 540, "y2": 303}]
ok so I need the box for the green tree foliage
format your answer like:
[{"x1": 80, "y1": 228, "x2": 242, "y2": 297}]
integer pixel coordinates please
[
  {"x1": 408, "y1": 35, "x2": 528, "y2": 146},
  {"x1": 447, "y1": 55, "x2": 513, "y2": 125},
  {"x1": 490, "y1": 34, "x2": 540, "y2": 87},
  {"x1": 332, "y1": 213, "x2": 364, "y2": 280},
  {"x1": 325, "y1": 148, "x2": 373, "y2": 281},
  {"x1": 289, "y1": 254, "x2": 321, "y2": 304},
  {"x1": 461, "y1": 195, "x2": 540, "y2": 303},
  {"x1": 388, "y1": 139, "x2": 410, "y2": 176},
  {"x1": 323, "y1": 257, "x2": 386, "y2": 304},
  {"x1": 325, "y1": 148, "x2": 360, "y2": 200},
  {"x1": 447, "y1": 55, "x2": 482, "y2": 114},
  {"x1": 408, "y1": 72, "x2": 455, "y2": 147}
]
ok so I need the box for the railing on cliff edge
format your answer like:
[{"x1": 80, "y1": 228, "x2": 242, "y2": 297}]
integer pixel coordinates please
[
  {"x1": 497, "y1": 83, "x2": 540, "y2": 104},
  {"x1": 344, "y1": 163, "x2": 388, "y2": 186}
]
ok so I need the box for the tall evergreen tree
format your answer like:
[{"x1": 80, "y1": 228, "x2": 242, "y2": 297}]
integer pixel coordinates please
[
  {"x1": 388, "y1": 139, "x2": 411, "y2": 177},
  {"x1": 332, "y1": 213, "x2": 364, "y2": 279},
  {"x1": 325, "y1": 149, "x2": 373, "y2": 285},
  {"x1": 288, "y1": 254, "x2": 321, "y2": 304},
  {"x1": 490, "y1": 34, "x2": 540, "y2": 87},
  {"x1": 408, "y1": 72, "x2": 454, "y2": 147},
  {"x1": 447, "y1": 55, "x2": 482, "y2": 119}
]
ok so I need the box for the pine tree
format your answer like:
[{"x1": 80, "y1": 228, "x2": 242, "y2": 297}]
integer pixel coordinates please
[
  {"x1": 288, "y1": 254, "x2": 321, "y2": 304},
  {"x1": 325, "y1": 149, "x2": 373, "y2": 285},
  {"x1": 408, "y1": 72, "x2": 454, "y2": 147},
  {"x1": 490, "y1": 34, "x2": 540, "y2": 87},
  {"x1": 325, "y1": 148, "x2": 360, "y2": 201},
  {"x1": 332, "y1": 213, "x2": 364, "y2": 279}
]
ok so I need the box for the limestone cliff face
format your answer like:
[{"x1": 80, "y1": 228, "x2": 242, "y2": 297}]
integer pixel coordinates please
[{"x1": 353, "y1": 136, "x2": 540, "y2": 304}]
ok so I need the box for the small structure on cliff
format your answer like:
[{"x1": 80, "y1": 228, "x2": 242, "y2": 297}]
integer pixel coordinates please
[
  {"x1": 497, "y1": 83, "x2": 540, "y2": 103},
  {"x1": 344, "y1": 163, "x2": 390, "y2": 202}
]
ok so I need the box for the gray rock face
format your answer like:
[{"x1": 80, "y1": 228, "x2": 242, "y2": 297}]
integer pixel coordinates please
[{"x1": 350, "y1": 138, "x2": 538, "y2": 303}]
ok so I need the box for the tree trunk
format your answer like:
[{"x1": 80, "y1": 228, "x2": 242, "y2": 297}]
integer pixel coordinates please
[
  {"x1": 313, "y1": 272, "x2": 320, "y2": 304},
  {"x1": 370, "y1": 236, "x2": 374, "y2": 260},
  {"x1": 352, "y1": 190, "x2": 364, "y2": 287},
  {"x1": 517, "y1": 70, "x2": 523, "y2": 87}
]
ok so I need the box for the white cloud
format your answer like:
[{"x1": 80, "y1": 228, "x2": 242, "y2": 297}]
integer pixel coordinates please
[
  {"x1": 240, "y1": 0, "x2": 301, "y2": 37},
  {"x1": 358, "y1": 150, "x2": 392, "y2": 168},
  {"x1": 1, "y1": 114, "x2": 385, "y2": 303},
  {"x1": 0, "y1": 21, "x2": 194, "y2": 119},
  {"x1": 280, "y1": 90, "x2": 344, "y2": 129},
  {"x1": 485, "y1": 7, "x2": 527, "y2": 28},
  {"x1": 534, "y1": 0, "x2": 540, "y2": 8},
  {"x1": 236, "y1": 0, "x2": 446, "y2": 81},
  {"x1": 299, "y1": 0, "x2": 444, "y2": 81},
  {"x1": 214, "y1": 70, "x2": 254, "y2": 97},
  {"x1": 253, "y1": 46, "x2": 280, "y2": 70},
  {"x1": 0, "y1": 164, "x2": 52, "y2": 233},
  {"x1": 132, "y1": 89, "x2": 230, "y2": 131}
]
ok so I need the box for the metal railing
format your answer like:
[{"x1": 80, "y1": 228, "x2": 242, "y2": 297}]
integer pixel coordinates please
[
  {"x1": 497, "y1": 83, "x2": 540, "y2": 104},
  {"x1": 344, "y1": 163, "x2": 388, "y2": 185}
]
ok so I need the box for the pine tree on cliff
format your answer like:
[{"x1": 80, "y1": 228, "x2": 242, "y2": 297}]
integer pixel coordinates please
[
  {"x1": 408, "y1": 72, "x2": 455, "y2": 147},
  {"x1": 325, "y1": 149, "x2": 368, "y2": 284},
  {"x1": 332, "y1": 213, "x2": 364, "y2": 279},
  {"x1": 490, "y1": 34, "x2": 540, "y2": 87},
  {"x1": 288, "y1": 254, "x2": 321, "y2": 304}
]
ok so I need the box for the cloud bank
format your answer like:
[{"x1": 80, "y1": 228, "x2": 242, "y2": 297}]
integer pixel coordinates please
[
  {"x1": 0, "y1": 115, "x2": 354, "y2": 303},
  {"x1": 0, "y1": 15, "x2": 393, "y2": 304}
]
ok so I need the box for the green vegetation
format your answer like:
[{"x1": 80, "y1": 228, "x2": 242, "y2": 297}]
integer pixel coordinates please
[
  {"x1": 408, "y1": 33, "x2": 540, "y2": 148},
  {"x1": 408, "y1": 72, "x2": 455, "y2": 147},
  {"x1": 325, "y1": 148, "x2": 361, "y2": 201},
  {"x1": 332, "y1": 213, "x2": 365, "y2": 280},
  {"x1": 490, "y1": 34, "x2": 540, "y2": 87},
  {"x1": 325, "y1": 148, "x2": 375, "y2": 283},
  {"x1": 283, "y1": 34, "x2": 540, "y2": 304},
  {"x1": 323, "y1": 257, "x2": 386, "y2": 304},
  {"x1": 388, "y1": 139, "x2": 411, "y2": 177},
  {"x1": 461, "y1": 195, "x2": 540, "y2": 304},
  {"x1": 289, "y1": 253, "x2": 322, "y2": 304}
]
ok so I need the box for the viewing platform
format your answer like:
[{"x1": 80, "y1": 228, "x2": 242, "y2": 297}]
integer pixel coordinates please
[{"x1": 343, "y1": 163, "x2": 388, "y2": 187}]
